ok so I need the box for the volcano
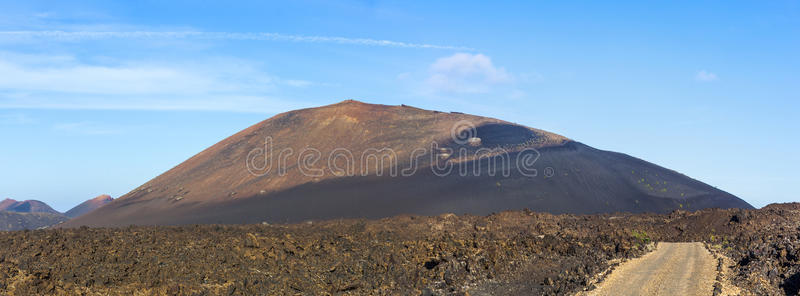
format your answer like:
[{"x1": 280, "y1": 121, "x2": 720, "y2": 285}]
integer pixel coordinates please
[
  {"x1": 0, "y1": 198, "x2": 60, "y2": 215},
  {"x1": 62, "y1": 100, "x2": 752, "y2": 227},
  {"x1": 64, "y1": 194, "x2": 114, "y2": 218}
]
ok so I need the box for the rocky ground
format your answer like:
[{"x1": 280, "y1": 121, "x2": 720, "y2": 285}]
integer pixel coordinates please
[
  {"x1": 0, "y1": 204, "x2": 797, "y2": 295},
  {"x1": 711, "y1": 204, "x2": 800, "y2": 295}
]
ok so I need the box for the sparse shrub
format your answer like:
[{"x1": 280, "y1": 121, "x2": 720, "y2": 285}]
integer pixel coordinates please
[{"x1": 632, "y1": 230, "x2": 650, "y2": 245}]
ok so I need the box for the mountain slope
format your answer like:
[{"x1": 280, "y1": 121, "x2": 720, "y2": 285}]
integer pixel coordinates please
[
  {"x1": 62, "y1": 100, "x2": 752, "y2": 227},
  {"x1": 0, "y1": 198, "x2": 61, "y2": 215},
  {"x1": 64, "y1": 194, "x2": 114, "y2": 218},
  {"x1": 0, "y1": 211, "x2": 68, "y2": 231}
]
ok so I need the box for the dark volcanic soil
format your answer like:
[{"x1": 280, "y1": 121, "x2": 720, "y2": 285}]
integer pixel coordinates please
[{"x1": 1, "y1": 204, "x2": 798, "y2": 295}]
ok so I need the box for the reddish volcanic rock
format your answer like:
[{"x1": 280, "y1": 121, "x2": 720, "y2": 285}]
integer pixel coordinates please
[{"x1": 64, "y1": 195, "x2": 114, "y2": 218}]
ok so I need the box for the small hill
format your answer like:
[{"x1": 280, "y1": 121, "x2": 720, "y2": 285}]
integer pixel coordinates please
[
  {"x1": 62, "y1": 100, "x2": 753, "y2": 227},
  {"x1": 65, "y1": 195, "x2": 114, "y2": 218},
  {"x1": 0, "y1": 211, "x2": 68, "y2": 231},
  {"x1": 0, "y1": 198, "x2": 61, "y2": 214}
]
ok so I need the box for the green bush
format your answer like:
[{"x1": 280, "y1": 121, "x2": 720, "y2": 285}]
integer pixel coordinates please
[{"x1": 632, "y1": 230, "x2": 651, "y2": 245}]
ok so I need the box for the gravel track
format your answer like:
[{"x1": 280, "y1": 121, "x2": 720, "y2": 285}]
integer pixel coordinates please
[{"x1": 589, "y1": 242, "x2": 717, "y2": 296}]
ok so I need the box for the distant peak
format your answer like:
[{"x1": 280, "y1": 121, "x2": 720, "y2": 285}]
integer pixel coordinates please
[
  {"x1": 313, "y1": 100, "x2": 398, "y2": 114},
  {"x1": 92, "y1": 194, "x2": 113, "y2": 201},
  {"x1": 337, "y1": 99, "x2": 367, "y2": 104},
  {"x1": 329, "y1": 99, "x2": 394, "y2": 108},
  {"x1": 63, "y1": 194, "x2": 115, "y2": 218}
]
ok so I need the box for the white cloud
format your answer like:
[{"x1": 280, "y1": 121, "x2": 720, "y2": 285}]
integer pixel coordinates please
[
  {"x1": 425, "y1": 53, "x2": 513, "y2": 94},
  {"x1": 695, "y1": 70, "x2": 719, "y2": 82},
  {"x1": 0, "y1": 31, "x2": 473, "y2": 51},
  {"x1": 0, "y1": 53, "x2": 313, "y2": 113}
]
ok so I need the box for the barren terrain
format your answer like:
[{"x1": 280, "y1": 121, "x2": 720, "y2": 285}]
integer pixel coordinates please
[
  {"x1": 1, "y1": 204, "x2": 797, "y2": 295},
  {"x1": 0, "y1": 212, "x2": 68, "y2": 231}
]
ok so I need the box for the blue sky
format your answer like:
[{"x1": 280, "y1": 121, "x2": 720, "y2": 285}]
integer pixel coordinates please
[{"x1": 0, "y1": 0, "x2": 798, "y2": 211}]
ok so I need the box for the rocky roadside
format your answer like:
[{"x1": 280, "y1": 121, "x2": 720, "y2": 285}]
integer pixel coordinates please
[{"x1": 709, "y1": 204, "x2": 800, "y2": 295}]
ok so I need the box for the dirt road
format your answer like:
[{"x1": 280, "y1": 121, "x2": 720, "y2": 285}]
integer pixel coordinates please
[{"x1": 588, "y1": 242, "x2": 717, "y2": 296}]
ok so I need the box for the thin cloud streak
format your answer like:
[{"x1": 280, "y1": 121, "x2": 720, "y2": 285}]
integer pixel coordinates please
[
  {"x1": 0, "y1": 94, "x2": 312, "y2": 114},
  {"x1": 0, "y1": 31, "x2": 474, "y2": 51}
]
